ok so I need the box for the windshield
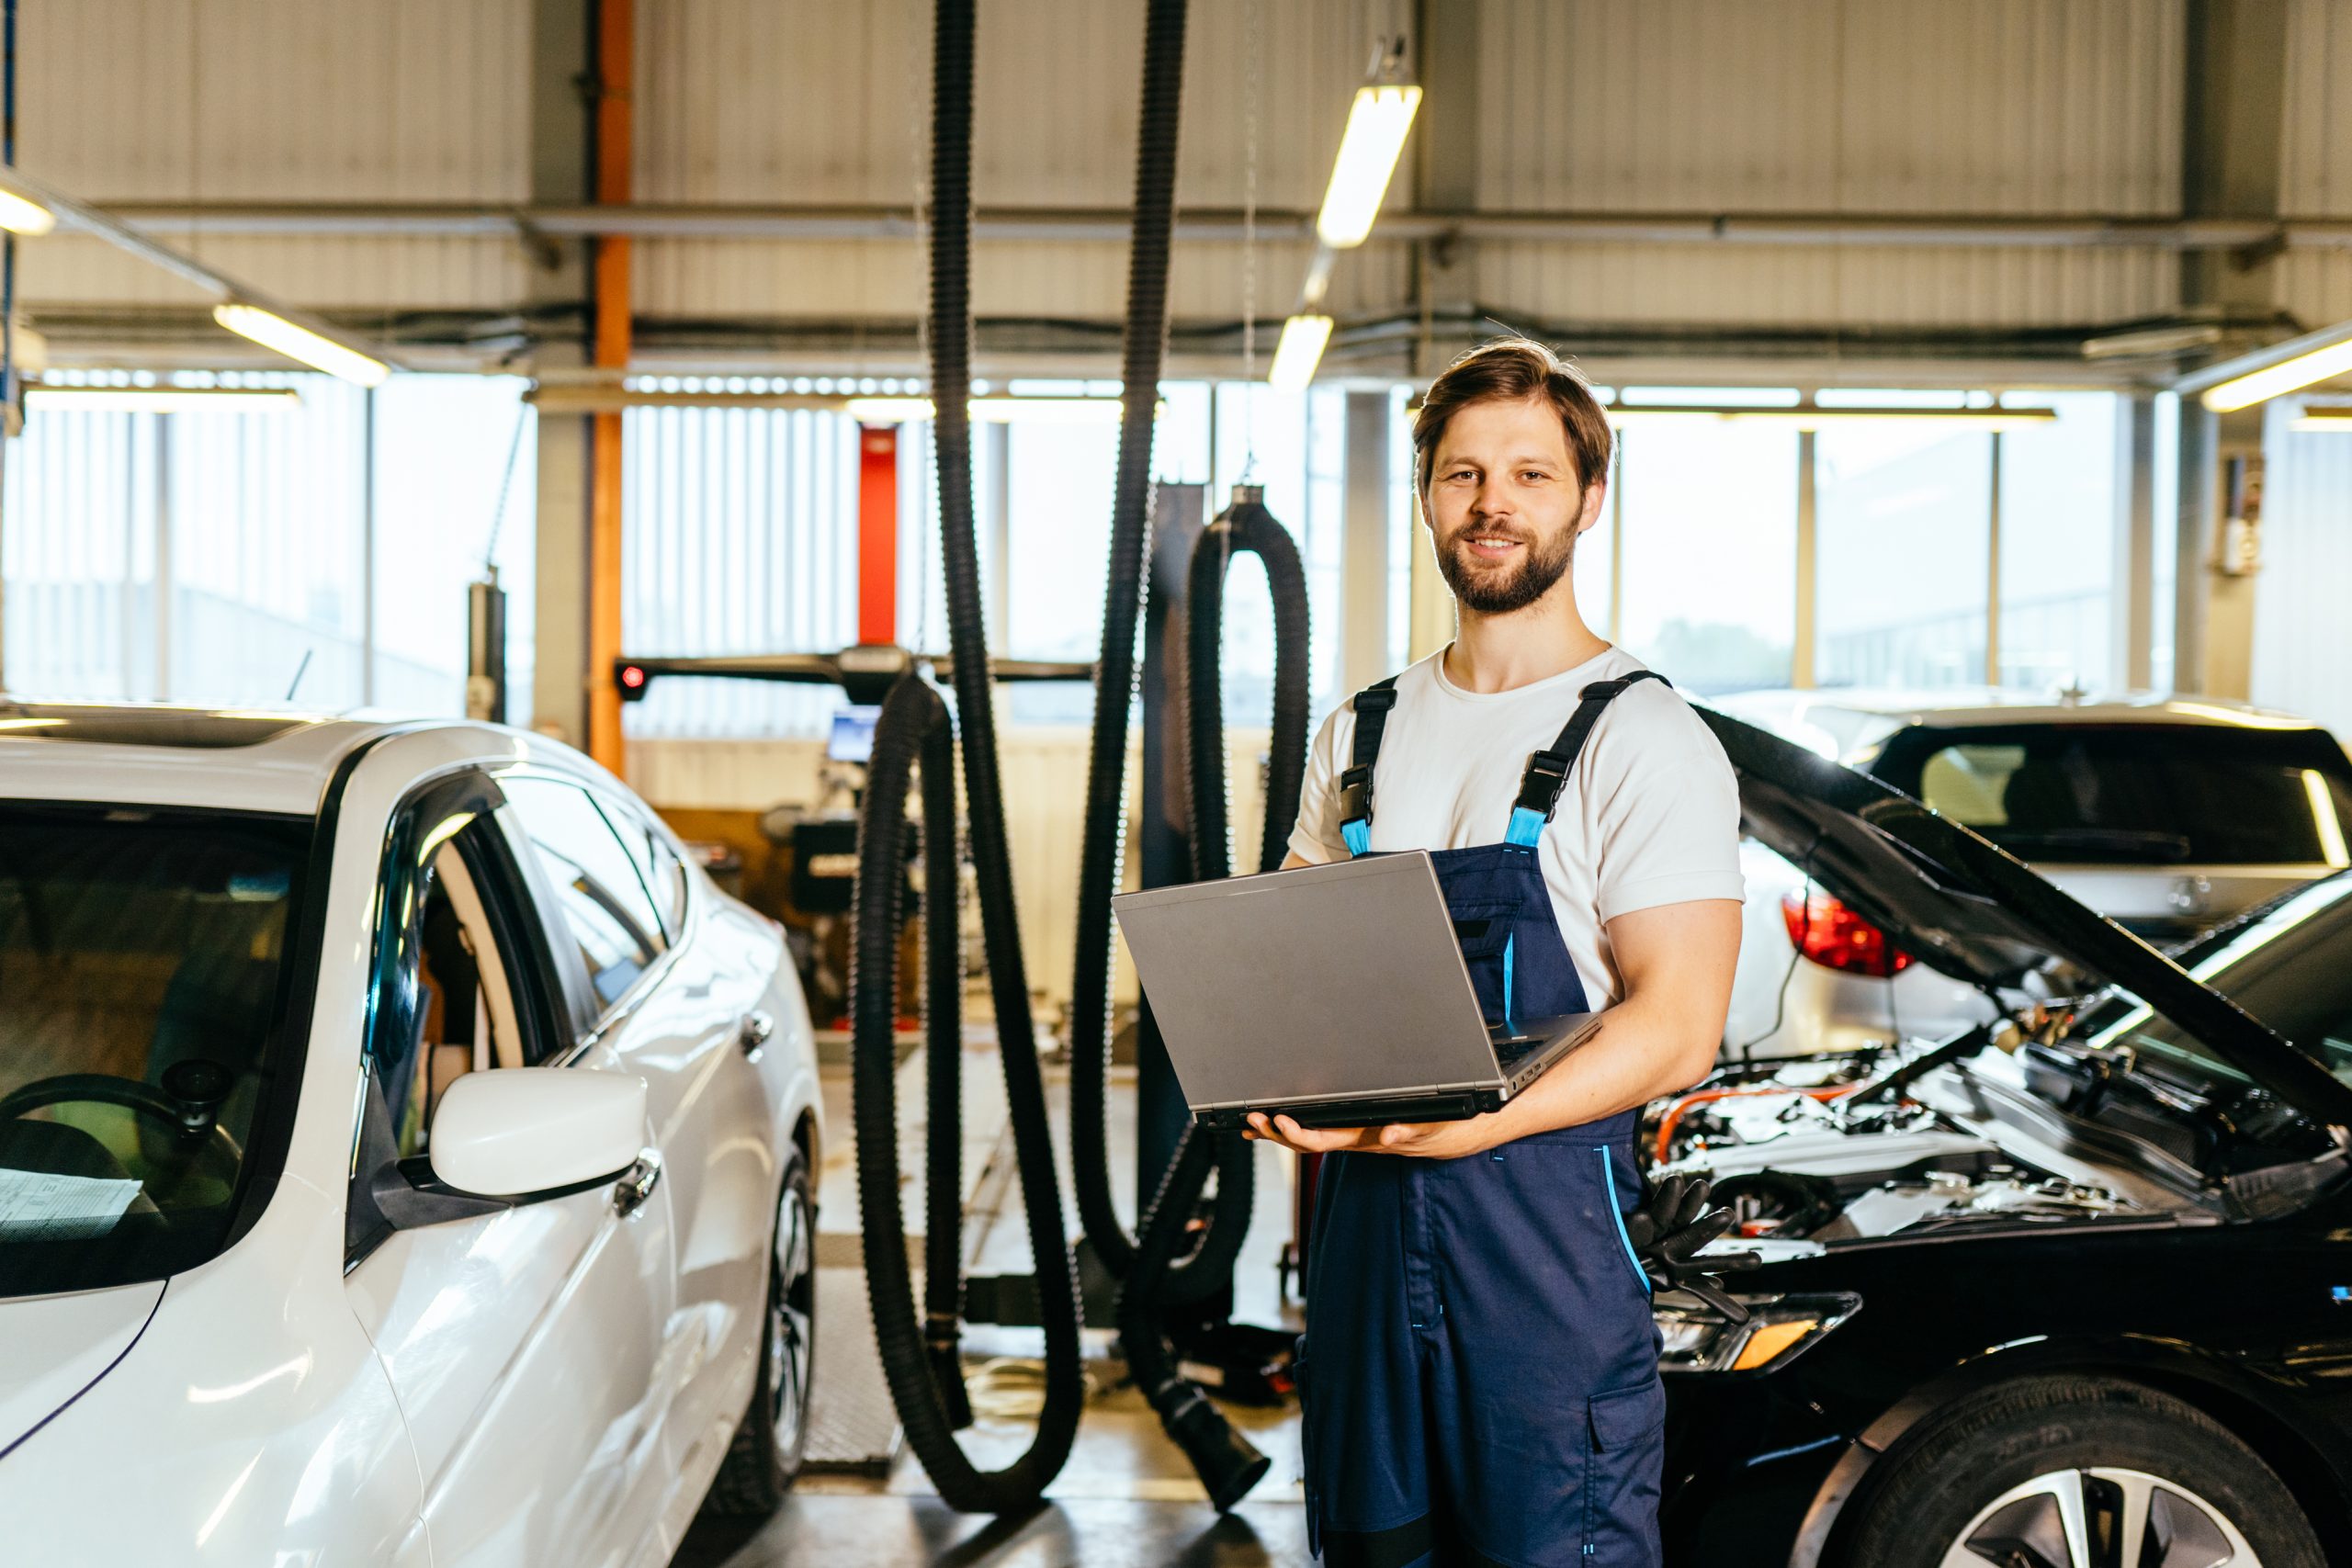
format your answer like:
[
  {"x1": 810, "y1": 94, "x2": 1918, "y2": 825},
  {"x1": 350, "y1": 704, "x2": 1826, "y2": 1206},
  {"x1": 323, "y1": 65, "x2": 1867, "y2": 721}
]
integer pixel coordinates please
[
  {"x1": 0, "y1": 806, "x2": 314, "y2": 1297},
  {"x1": 1871, "y1": 723, "x2": 2352, "y2": 866},
  {"x1": 2079, "y1": 873, "x2": 2352, "y2": 1094}
]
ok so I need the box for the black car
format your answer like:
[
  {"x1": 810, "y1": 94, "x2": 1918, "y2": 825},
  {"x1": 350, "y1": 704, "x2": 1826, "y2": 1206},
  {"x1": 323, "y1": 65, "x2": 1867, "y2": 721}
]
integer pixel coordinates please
[{"x1": 1660, "y1": 711, "x2": 2352, "y2": 1568}]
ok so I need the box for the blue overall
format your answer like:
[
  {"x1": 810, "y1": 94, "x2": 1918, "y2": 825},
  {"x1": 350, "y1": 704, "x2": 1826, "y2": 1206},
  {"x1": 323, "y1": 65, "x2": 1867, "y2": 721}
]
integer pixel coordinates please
[{"x1": 1300, "y1": 672, "x2": 1668, "y2": 1568}]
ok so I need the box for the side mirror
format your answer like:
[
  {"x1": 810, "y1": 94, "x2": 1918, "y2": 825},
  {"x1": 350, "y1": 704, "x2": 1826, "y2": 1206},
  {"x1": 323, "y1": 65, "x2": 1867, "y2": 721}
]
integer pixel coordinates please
[{"x1": 427, "y1": 1066, "x2": 648, "y2": 1198}]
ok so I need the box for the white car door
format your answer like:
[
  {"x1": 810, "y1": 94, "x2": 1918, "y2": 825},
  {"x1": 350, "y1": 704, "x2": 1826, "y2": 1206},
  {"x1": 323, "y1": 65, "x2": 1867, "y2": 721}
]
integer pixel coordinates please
[
  {"x1": 339, "y1": 772, "x2": 680, "y2": 1568},
  {"x1": 588, "y1": 788, "x2": 784, "y2": 1496},
  {"x1": 498, "y1": 774, "x2": 776, "y2": 1516}
]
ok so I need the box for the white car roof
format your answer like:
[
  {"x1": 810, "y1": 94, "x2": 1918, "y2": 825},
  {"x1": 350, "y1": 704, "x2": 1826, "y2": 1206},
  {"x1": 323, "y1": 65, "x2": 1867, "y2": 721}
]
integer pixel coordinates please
[
  {"x1": 0, "y1": 700, "x2": 582, "y2": 815},
  {"x1": 1711, "y1": 686, "x2": 2333, "y2": 763}
]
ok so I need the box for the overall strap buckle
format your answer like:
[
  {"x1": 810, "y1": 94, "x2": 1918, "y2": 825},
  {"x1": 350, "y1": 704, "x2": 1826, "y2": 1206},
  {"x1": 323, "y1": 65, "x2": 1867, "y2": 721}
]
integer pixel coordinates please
[
  {"x1": 1338, "y1": 679, "x2": 1400, "y2": 856},
  {"x1": 1507, "y1": 670, "x2": 1674, "y2": 846}
]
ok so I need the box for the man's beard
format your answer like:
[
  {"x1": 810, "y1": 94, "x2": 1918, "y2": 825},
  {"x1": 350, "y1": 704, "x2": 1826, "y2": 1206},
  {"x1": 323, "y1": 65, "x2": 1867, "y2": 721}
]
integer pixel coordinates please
[{"x1": 1435, "y1": 523, "x2": 1577, "y2": 615}]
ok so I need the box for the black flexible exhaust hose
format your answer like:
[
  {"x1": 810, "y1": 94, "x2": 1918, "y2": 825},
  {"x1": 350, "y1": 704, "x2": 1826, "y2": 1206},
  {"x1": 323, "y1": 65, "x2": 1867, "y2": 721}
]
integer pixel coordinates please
[
  {"x1": 1110, "y1": 491, "x2": 1311, "y2": 1510},
  {"x1": 1186, "y1": 491, "x2": 1313, "y2": 883},
  {"x1": 845, "y1": 0, "x2": 1086, "y2": 1511},
  {"x1": 1134, "y1": 493, "x2": 1315, "y2": 1298},
  {"x1": 1068, "y1": 0, "x2": 1191, "y2": 1282},
  {"x1": 1117, "y1": 1124, "x2": 1274, "y2": 1515},
  {"x1": 852, "y1": 675, "x2": 1075, "y2": 1508},
  {"x1": 920, "y1": 741, "x2": 973, "y2": 1434}
]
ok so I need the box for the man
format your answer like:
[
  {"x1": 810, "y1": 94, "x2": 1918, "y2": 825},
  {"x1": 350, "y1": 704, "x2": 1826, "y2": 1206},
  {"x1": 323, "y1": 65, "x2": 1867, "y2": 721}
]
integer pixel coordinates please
[{"x1": 1247, "y1": 338, "x2": 1742, "y2": 1567}]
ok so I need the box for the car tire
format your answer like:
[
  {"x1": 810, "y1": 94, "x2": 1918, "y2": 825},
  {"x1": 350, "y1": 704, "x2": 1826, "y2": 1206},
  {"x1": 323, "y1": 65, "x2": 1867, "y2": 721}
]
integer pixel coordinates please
[
  {"x1": 701, "y1": 1146, "x2": 816, "y2": 1517},
  {"x1": 1833, "y1": 1374, "x2": 2323, "y2": 1568}
]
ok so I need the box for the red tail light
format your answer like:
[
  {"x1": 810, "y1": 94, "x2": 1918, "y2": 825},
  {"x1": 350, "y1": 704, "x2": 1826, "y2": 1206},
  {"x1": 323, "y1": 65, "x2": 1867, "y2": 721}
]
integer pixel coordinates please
[{"x1": 1781, "y1": 890, "x2": 1913, "y2": 977}]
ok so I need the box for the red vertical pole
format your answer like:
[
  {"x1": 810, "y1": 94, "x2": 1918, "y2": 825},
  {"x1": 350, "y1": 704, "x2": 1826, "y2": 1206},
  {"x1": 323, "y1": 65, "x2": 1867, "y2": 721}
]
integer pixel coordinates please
[{"x1": 857, "y1": 424, "x2": 899, "y2": 647}]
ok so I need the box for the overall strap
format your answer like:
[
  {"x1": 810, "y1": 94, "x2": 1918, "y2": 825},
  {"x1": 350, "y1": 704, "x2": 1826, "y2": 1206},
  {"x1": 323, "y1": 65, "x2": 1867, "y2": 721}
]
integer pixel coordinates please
[
  {"x1": 1504, "y1": 670, "x2": 1674, "y2": 847},
  {"x1": 1336, "y1": 676, "x2": 1399, "y2": 856}
]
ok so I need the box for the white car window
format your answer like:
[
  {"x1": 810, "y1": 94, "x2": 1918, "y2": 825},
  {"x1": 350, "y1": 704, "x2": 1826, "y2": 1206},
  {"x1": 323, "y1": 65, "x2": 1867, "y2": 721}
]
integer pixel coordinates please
[{"x1": 503, "y1": 777, "x2": 667, "y2": 1011}]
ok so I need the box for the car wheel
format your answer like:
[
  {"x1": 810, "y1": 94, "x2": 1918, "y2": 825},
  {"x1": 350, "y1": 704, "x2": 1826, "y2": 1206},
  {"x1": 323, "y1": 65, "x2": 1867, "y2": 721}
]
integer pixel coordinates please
[
  {"x1": 701, "y1": 1145, "x2": 816, "y2": 1517},
  {"x1": 1834, "y1": 1374, "x2": 2324, "y2": 1568}
]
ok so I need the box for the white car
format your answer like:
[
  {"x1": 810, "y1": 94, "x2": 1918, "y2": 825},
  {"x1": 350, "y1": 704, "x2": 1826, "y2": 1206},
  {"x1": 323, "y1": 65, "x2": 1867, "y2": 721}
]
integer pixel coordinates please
[
  {"x1": 1713, "y1": 687, "x2": 2352, "y2": 1059},
  {"x1": 0, "y1": 705, "x2": 822, "y2": 1564}
]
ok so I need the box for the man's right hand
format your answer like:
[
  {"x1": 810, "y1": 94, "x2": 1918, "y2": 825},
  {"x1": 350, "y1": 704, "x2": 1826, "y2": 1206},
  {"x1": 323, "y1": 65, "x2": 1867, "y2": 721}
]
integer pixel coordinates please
[{"x1": 1242, "y1": 1111, "x2": 1375, "y2": 1154}]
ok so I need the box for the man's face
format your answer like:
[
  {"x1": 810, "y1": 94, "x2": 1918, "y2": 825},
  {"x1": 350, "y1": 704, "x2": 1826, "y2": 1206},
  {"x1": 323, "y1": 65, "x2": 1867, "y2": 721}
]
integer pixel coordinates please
[{"x1": 1422, "y1": 395, "x2": 1603, "y2": 616}]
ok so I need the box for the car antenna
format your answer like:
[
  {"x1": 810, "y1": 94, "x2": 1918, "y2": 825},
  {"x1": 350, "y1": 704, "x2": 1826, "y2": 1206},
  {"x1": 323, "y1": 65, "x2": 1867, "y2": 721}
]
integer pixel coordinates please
[{"x1": 284, "y1": 649, "x2": 313, "y2": 704}]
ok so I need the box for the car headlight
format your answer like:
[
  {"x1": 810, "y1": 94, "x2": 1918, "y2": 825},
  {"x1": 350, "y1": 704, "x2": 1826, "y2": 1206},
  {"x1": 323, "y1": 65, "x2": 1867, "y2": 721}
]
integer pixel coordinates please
[{"x1": 1656, "y1": 1292, "x2": 1860, "y2": 1374}]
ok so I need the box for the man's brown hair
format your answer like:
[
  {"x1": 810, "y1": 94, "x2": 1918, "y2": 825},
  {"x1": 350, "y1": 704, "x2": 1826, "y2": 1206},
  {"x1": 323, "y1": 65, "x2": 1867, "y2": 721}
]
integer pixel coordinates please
[{"x1": 1411, "y1": 338, "x2": 1615, "y2": 499}]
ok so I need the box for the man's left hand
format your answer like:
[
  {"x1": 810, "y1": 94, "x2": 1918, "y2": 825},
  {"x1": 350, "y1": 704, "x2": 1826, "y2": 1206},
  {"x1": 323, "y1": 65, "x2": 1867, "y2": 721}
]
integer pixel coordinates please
[{"x1": 1244, "y1": 1111, "x2": 1501, "y2": 1159}]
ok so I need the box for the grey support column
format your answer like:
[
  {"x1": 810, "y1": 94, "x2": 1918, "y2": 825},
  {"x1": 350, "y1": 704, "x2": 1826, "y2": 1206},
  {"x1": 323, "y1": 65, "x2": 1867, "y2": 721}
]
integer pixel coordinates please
[
  {"x1": 2174, "y1": 0, "x2": 2287, "y2": 698},
  {"x1": 1409, "y1": 0, "x2": 1478, "y2": 378},
  {"x1": 2112, "y1": 394, "x2": 2156, "y2": 691},
  {"x1": 1792, "y1": 429, "x2": 1817, "y2": 689},
  {"x1": 1341, "y1": 390, "x2": 1393, "y2": 694},
  {"x1": 1985, "y1": 434, "x2": 2004, "y2": 688},
  {"x1": 528, "y1": 0, "x2": 595, "y2": 743}
]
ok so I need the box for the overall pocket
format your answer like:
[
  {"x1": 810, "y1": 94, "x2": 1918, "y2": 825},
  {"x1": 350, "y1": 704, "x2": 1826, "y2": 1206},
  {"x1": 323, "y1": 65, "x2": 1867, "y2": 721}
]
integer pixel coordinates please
[
  {"x1": 1448, "y1": 901, "x2": 1519, "y2": 1029},
  {"x1": 1596, "y1": 1145, "x2": 1654, "y2": 1298},
  {"x1": 1582, "y1": 1380, "x2": 1667, "y2": 1565}
]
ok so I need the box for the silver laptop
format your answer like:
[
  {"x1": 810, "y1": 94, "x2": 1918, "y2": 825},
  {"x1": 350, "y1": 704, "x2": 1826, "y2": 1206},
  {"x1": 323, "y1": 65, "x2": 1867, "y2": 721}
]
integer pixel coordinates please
[{"x1": 1112, "y1": 852, "x2": 1602, "y2": 1130}]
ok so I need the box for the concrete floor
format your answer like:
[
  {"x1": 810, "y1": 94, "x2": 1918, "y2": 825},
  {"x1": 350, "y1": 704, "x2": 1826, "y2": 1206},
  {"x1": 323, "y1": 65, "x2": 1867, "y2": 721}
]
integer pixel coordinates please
[{"x1": 673, "y1": 1041, "x2": 1309, "y2": 1568}]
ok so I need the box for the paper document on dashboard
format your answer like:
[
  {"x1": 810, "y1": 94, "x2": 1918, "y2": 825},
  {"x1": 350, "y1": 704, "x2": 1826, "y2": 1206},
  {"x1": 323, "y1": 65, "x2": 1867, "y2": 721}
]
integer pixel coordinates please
[{"x1": 0, "y1": 1168, "x2": 143, "y2": 1241}]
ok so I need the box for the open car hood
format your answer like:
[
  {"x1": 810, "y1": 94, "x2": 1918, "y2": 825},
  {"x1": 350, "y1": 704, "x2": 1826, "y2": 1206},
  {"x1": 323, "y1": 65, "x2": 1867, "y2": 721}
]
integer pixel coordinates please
[{"x1": 1702, "y1": 707, "x2": 2352, "y2": 1130}]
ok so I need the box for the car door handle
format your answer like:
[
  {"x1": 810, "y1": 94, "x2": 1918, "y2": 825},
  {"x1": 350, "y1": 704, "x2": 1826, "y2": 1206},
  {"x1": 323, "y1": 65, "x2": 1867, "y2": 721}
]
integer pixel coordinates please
[
  {"x1": 613, "y1": 1150, "x2": 663, "y2": 1217},
  {"x1": 738, "y1": 1010, "x2": 775, "y2": 1059}
]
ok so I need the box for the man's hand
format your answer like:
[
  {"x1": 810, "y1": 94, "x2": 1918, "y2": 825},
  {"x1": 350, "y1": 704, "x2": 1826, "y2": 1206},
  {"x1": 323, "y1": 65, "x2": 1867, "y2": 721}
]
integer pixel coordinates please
[{"x1": 1243, "y1": 1111, "x2": 1502, "y2": 1160}]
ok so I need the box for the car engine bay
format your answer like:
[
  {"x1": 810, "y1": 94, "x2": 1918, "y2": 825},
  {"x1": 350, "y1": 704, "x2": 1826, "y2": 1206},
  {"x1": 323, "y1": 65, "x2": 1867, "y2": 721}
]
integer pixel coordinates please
[{"x1": 1642, "y1": 1010, "x2": 2335, "y2": 1249}]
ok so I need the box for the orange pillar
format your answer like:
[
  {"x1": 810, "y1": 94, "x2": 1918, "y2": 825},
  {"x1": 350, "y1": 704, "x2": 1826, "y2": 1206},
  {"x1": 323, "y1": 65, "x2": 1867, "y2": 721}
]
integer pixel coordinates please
[
  {"x1": 586, "y1": 0, "x2": 631, "y2": 773},
  {"x1": 857, "y1": 425, "x2": 899, "y2": 646}
]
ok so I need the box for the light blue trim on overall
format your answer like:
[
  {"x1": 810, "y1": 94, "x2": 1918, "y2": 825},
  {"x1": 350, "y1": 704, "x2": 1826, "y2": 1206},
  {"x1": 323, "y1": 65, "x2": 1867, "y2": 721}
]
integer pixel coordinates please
[
  {"x1": 1340, "y1": 819, "x2": 1371, "y2": 857},
  {"x1": 1501, "y1": 931, "x2": 1516, "y2": 1034},
  {"x1": 1504, "y1": 805, "x2": 1547, "y2": 847},
  {"x1": 1600, "y1": 1146, "x2": 1652, "y2": 1294}
]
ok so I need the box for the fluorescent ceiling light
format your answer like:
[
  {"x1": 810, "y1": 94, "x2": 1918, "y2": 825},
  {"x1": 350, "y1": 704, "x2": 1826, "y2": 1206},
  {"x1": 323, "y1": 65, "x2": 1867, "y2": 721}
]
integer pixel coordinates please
[
  {"x1": 212, "y1": 302, "x2": 390, "y2": 388},
  {"x1": 0, "y1": 178, "x2": 55, "y2": 237},
  {"x1": 1269, "y1": 314, "x2": 1334, "y2": 391},
  {"x1": 28, "y1": 385, "x2": 301, "y2": 413},
  {"x1": 1315, "y1": 85, "x2": 1421, "y2": 248},
  {"x1": 2291, "y1": 406, "x2": 2352, "y2": 433},
  {"x1": 1605, "y1": 406, "x2": 2056, "y2": 431},
  {"x1": 2177, "y1": 319, "x2": 2352, "y2": 413}
]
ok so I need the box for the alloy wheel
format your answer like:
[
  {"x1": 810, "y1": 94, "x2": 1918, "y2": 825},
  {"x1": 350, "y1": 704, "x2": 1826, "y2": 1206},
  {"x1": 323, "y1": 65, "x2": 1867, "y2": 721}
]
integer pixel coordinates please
[
  {"x1": 766, "y1": 1180, "x2": 815, "y2": 1460},
  {"x1": 1940, "y1": 1465, "x2": 2261, "y2": 1568}
]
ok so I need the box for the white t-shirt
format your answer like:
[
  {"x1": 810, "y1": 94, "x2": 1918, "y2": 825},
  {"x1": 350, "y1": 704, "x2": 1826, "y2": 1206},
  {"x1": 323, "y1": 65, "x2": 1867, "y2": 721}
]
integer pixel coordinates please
[{"x1": 1287, "y1": 645, "x2": 1744, "y2": 1010}]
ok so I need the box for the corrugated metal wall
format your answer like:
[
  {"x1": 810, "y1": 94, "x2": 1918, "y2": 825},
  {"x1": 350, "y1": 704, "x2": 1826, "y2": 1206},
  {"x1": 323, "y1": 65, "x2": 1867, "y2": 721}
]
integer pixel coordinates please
[
  {"x1": 2280, "y1": 0, "x2": 2352, "y2": 324},
  {"x1": 16, "y1": 0, "x2": 532, "y2": 310},
  {"x1": 19, "y1": 0, "x2": 2324, "y2": 333},
  {"x1": 1466, "y1": 0, "x2": 2184, "y2": 327}
]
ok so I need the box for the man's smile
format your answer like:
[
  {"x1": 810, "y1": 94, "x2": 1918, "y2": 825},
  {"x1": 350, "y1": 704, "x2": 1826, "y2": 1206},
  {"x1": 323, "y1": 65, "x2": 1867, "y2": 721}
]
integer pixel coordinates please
[{"x1": 1458, "y1": 531, "x2": 1527, "y2": 561}]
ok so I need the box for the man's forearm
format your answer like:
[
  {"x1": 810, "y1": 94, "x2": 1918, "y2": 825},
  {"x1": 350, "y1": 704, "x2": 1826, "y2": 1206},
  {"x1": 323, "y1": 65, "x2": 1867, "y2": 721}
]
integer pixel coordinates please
[{"x1": 1484, "y1": 991, "x2": 1717, "y2": 1142}]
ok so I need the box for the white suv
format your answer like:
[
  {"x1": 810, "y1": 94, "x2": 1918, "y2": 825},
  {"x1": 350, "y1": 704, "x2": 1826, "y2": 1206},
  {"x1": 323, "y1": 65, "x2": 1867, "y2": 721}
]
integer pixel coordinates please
[{"x1": 1714, "y1": 687, "x2": 2352, "y2": 1059}]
